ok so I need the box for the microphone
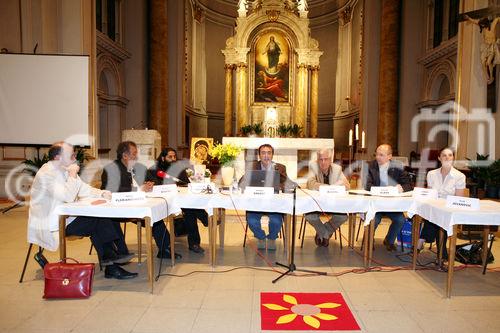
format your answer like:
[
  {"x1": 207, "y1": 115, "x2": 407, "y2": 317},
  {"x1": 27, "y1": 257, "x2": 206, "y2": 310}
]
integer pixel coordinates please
[{"x1": 156, "y1": 170, "x2": 187, "y2": 184}]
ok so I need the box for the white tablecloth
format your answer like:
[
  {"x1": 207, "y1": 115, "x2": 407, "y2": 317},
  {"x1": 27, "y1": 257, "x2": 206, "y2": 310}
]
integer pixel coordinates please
[
  {"x1": 407, "y1": 199, "x2": 500, "y2": 235},
  {"x1": 365, "y1": 196, "x2": 415, "y2": 225},
  {"x1": 55, "y1": 197, "x2": 177, "y2": 224},
  {"x1": 295, "y1": 190, "x2": 371, "y2": 215}
]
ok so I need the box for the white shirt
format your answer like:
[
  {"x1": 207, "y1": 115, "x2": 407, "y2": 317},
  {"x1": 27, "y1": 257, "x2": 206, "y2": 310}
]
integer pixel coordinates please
[
  {"x1": 379, "y1": 162, "x2": 390, "y2": 186},
  {"x1": 27, "y1": 161, "x2": 104, "y2": 251},
  {"x1": 426, "y1": 167, "x2": 466, "y2": 199}
]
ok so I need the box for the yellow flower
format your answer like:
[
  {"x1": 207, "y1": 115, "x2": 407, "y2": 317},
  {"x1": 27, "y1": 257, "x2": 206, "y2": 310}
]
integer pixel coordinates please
[{"x1": 262, "y1": 294, "x2": 340, "y2": 329}]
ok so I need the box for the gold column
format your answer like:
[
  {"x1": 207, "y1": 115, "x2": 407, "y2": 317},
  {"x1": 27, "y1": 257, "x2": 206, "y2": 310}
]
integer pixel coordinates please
[
  {"x1": 224, "y1": 64, "x2": 234, "y2": 136},
  {"x1": 377, "y1": 0, "x2": 401, "y2": 149},
  {"x1": 295, "y1": 64, "x2": 308, "y2": 136},
  {"x1": 310, "y1": 66, "x2": 319, "y2": 138},
  {"x1": 149, "y1": 0, "x2": 169, "y2": 146},
  {"x1": 236, "y1": 63, "x2": 248, "y2": 132}
]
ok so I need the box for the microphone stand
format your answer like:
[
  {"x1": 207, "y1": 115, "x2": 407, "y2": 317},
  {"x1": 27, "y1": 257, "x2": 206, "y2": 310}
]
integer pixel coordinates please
[{"x1": 272, "y1": 186, "x2": 327, "y2": 283}]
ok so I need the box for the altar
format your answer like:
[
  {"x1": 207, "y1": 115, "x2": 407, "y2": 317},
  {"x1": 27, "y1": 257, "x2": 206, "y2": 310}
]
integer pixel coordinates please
[{"x1": 222, "y1": 137, "x2": 334, "y2": 181}]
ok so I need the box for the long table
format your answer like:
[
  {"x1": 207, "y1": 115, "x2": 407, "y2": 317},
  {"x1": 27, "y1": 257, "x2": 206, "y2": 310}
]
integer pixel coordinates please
[
  {"x1": 55, "y1": 197, "x2": 181, "y2": 293},
  {"x1": 408, "y1": 199, "x2": 500, "y2": 297},
  {"x1": 55, "y1": 191, "x2": 500, "y2": 295}
]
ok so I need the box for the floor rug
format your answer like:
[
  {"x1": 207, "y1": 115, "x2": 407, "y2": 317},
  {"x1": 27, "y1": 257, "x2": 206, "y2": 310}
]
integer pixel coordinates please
[{"x1": 261, "y1": 292, "x2": 360, "y2": 331}]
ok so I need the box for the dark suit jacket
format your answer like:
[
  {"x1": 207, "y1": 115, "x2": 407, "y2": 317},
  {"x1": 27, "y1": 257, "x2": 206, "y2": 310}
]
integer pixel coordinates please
[
  {"x1": 145, "y1": 161, "x2": 190, "y2": 186},
  {"x1": 364, "y1": 160, "x2": 413, "y2": 192},
  {"x1": 101, "y1": 160, "x2": 147, "y2": 192},
  {"x1": 238, "y1": 161, "x2": 294, "y2": 192}
]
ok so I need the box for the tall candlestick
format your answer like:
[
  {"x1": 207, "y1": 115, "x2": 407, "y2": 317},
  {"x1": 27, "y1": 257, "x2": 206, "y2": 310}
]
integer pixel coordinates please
[
  {"x1": 348, "y1": 129, "x2": 353, "y2": 146},
  {"x1": 355, "y1": 124, "x2": 359, "y2": 140},
  {"x1": 361, "y1": 130, "x2": 366, "y2": 149}
]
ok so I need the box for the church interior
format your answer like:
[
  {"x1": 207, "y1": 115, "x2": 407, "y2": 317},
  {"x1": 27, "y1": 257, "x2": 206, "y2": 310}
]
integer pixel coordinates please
[{"x1": 1, "y1": 0, "x2": 500, "y2": 332}]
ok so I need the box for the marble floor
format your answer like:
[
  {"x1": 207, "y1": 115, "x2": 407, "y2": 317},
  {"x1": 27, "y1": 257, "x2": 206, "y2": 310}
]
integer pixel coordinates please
[{"x1": 0, "y1": 204, "x2": 499, "y2": 333}]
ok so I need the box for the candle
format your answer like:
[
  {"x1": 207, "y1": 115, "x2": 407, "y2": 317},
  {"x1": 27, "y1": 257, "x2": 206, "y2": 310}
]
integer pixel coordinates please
[
  {"x1": 348, "y1": 129, "x2": 353, "y2": 146},
  {"x1": 361, "y1": 131, "x2": 365, "y2": 149},
  {"x1": 355, "y1": 124, "x2": 359, "y2": 140}
]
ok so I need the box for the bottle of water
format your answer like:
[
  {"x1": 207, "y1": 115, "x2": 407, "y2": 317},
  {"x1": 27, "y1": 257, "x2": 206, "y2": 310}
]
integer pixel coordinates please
[{"x1": 231, "y1": 180, "x2": 239, "y2": 194}]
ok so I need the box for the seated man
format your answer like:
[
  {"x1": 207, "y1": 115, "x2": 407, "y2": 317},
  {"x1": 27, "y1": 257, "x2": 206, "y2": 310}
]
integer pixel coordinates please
[
  {"x1": 28, "y1": 142, "x2": 137, "y2": 279},
  {"x1": 101, "y1": 141, "x2": 181, "y2": 259},
  {"x1": 365, "y1": 144, "x2": 413, "y2": 251},
  {"x1": 146, "y1": 147, "x2": 206, "y2": 253},
  {"x1": 305, "y1": 148, "x2": 350, "y2": 247},
  {"x1": 238, "y1": 144, "x2": 293, "y2": 251}
]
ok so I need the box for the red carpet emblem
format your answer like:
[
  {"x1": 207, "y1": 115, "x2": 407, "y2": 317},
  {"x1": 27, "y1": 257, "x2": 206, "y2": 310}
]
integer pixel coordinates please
[{"x1": 261, "y1": 292, "x2": 360, "y2": 331}]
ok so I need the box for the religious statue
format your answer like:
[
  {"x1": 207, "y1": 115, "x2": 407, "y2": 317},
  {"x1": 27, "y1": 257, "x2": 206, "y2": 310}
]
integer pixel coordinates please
[
  {"x1": 238, "y1": 0, "x2": 247, "y2": 17},
  {"x1": 297, "y1": 0, "x2": 308, "y2": 12},
  {"x1": 263, "y1": 36, "x2": 281, "y2": 72},
  {"x1": 465, "y1": 15, "x2": 500, "y2": 84}
]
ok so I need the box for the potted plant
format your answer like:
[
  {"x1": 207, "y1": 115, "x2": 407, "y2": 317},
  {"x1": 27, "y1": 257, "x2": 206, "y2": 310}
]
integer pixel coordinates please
[
  {"x1": 485, "y1": 159, "x2": 500, "y2": 198},
  {"x1": 209, "y1": 142, "x2": 242, "y2": 186},
  {"x1": 277, "y1": 123, "x2": 289, "y2": 137},
  {"x1": 252, "y1": 122, "x2": 263, "y2": 136},
  {"x1": 289, "y1": 124, "x2": 303, "y2": 138},
  {"x1": 240, "y1": 124, "x2": 253, "y2": 136},
  {"x1": 23, "y1": 154, "x2": 49, "y2": 176}
]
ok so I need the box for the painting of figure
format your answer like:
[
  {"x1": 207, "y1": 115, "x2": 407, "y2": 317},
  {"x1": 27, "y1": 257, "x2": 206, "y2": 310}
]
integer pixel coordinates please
[
  {"x1": 190, "y1": 137, "x2": 213, "y2": 165},
  {"x1": 254, "y1": 32, "x2": 289, "y2": 103}
]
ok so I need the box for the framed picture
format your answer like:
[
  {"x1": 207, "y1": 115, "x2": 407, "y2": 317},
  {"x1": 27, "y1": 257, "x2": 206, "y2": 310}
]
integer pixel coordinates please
[
  {"x1": 190, "y1": 137, "x2": 213, "y2": 165},
  {"x1": 254, "y1": 31, "x2": 289, "y2": 103}
]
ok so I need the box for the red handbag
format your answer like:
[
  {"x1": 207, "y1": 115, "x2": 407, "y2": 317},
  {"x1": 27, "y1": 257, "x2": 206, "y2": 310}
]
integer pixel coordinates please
[{"x1": 43, "y1": 258, "x2": 95, "y2": 299}]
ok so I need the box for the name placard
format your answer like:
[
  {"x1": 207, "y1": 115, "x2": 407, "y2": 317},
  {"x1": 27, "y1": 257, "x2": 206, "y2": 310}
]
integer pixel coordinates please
[
  {"x1": 319, "y1": 185, "x2": 347, "y2": 196},
  {"x1": 446, "y1": 195, "x2": 480, "y2": 210},
  {"x1": 244, "y1": 186, "x2": 274, "y2": 196},
  {"x1": 111, "y1": 191, "x2": 146, "y2": 204},
  {"x1": 188, "y1": 182, "x2": 218, "y2": 194},
  {"x1": 412, "y1": 187, "x2": 438, "y2": 200},
  {"x1": 370, "y1": 186, "x2": 399, "y2": 196},
  {"x1": 152, "y1": 184, "x2": 178, "y2": 194}
]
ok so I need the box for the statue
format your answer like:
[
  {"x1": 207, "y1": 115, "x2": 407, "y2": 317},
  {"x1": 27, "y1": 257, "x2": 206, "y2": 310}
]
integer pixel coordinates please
[
  {"x1": 238, "y1": 0, "x2": 247, "y2": 17},
  {"x1": 297, "y1": 0, "x2": 308, "y2": 12},
  {"x1": 465, "y1": 15, "x2": 500, "y2": 84},
  {"x1": 263, "y1": 36, "x2": 282, "y2": 72}
]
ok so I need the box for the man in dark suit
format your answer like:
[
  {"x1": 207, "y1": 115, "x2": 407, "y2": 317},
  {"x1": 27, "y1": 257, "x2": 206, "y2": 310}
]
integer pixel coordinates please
[
  {"x1": 101, "y1": 141, "x2": 181, "y2": 259},
  {"x1": 238, "y1": 144, "x2": 293, "y2": 251},
  {"x1": 365, "y1": 144, "x2": 413, "y2": 251}
]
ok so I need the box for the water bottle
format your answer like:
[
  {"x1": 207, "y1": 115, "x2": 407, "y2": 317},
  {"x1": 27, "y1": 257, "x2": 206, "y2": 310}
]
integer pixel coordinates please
[{"x1": 231, "y1": 180, "x2": 240, "y2": 194}]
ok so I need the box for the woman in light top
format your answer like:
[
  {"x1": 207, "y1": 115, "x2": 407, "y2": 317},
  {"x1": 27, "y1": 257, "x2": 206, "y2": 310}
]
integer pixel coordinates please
[{"x1": 419, "y1": 147, "x2": 466, "y2": 259}]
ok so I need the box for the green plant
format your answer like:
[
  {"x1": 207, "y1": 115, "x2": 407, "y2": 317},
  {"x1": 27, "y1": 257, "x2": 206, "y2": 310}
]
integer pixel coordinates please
[
  {"x1": 209, "y1": 142, "x2": 242, "y2": 167},
  {"x1": 252, "y1": 122, "x2": 263, "y2": 136},
  {"x1": 289, "y1": 124, "x2": 303, "y2": 137},
  {"x1": 487, "y1": 159, "x2": 500, "y2": 186},
  {"x1": 240, "y1": 124, "x2": 253, "y2": 136},
  {"x1": 467, "y1": 153, "x2": 491, "y2": 188},
  {"x1": 277, "y1": 123, "x2": 289, "y2": 137},
  {"x1": 23, "y1": 154, "x2": 49, "y2": 176}
]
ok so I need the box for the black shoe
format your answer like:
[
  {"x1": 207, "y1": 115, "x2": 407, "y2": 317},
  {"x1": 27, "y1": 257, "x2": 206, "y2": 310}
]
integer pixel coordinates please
[
  {"x1": 104, "y1": 264, "x2": 138, "y2": 280},
  {"x1": 189, "y1": 244, "x2": 205, "y2": 253},
  {"x1": 383, "y1": 239, "x2": 397, "y2": 252},
  {"x1": 157, "y1": 250, "x2": 182, "y2": 259}
]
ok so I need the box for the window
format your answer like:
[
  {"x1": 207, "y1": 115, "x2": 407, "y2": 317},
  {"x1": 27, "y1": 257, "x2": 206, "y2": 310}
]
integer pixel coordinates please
[
  {"x1": 433, "y1": 0, "x2": 444, "y2": 48},
  {"x1": 448, "y1": 0, "x2": 459, "y2": 38}
]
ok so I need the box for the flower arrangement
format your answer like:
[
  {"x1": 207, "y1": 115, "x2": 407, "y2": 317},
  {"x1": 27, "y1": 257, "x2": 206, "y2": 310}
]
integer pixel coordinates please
[
  {"x1": 186, "y1": 167, "x2": 212, "y2": 183},
  {"x1": 209, "y1": 142, "x2": 243, "y2": 167},
  {"x1": 204, "y1": 169, "x2": 212, "y2": 178}
]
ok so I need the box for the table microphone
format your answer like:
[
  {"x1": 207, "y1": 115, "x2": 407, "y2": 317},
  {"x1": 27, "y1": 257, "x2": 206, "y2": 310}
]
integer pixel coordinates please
[{"x1": 156, "y1": 170, "x2": 187, "y2": 185}]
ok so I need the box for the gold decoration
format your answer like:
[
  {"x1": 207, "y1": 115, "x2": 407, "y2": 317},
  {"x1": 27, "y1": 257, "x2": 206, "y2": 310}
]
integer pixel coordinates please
[{"x1": 266, "y1": 10, "x2": 280, "y2": 22}]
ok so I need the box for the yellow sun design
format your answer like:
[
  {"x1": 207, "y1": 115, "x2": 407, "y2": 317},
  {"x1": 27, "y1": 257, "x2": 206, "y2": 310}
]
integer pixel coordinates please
[{"x1": 263, "y1": 294, "x2": 341, "y2": 329}]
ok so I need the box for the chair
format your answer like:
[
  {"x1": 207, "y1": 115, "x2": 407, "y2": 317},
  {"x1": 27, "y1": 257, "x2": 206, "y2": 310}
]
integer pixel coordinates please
[
  {"x1": 242, "y1": 217, "x2": 286, "y2": 248},
  {"x1": 19, "y1": 235, "x2": 85, "y2": 283},
  {"x1": 89, "y1": 220, "x2": 143, "y2": 263},
  {"x1": 298, "y1": 215, "x2": 343, "y2": 249}
]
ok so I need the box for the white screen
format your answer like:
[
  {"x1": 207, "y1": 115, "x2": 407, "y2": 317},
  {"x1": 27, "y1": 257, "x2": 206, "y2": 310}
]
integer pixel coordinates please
[{"x1": 0, "y1": 54, "x2": 89, "y2": 146}]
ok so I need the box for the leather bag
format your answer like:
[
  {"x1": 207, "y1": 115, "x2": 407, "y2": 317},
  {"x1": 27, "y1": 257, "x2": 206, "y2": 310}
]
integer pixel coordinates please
[{"x1": 43, "y1": 258, "x2": 95, "y2": 299}]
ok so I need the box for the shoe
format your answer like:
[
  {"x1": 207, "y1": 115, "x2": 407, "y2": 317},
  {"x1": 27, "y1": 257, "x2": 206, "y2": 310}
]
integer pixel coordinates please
[
  {"x1": 104, "y1": 264, "x2": 138, "y2": 280},
  {"x1": 314, "y1": 234, "x2": 322, "y2": 246},
  {"x1": 157, "y1": 250, "x2": 182, "y2": 259},
  {"x1": 189, "y1": 244, "x2": 205, "y2": 253},
  {"x1": 267, "y1": 239, "x2": 276, "y2": 251},
  {"x1": 321, "y1": 238, "x2": 330, "y2": 247},
  {"x1": 383, "y1": 239, "x2": 397, "y2": 252},
  {"x1": 257, "y1": 239, "x2": 266, "y2": 250}
]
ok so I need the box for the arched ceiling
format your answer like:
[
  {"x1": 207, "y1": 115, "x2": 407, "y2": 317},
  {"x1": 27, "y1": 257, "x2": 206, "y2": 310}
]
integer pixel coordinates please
[{"x1": 197, "y1": 0, "x2": 351, "y2": 19}]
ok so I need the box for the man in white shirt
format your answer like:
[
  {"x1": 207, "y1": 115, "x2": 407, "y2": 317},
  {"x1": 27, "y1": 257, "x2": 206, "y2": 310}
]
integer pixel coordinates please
[
  {"x1": 305, "y1": 149, "x2": 350, "y2": 247},
  {"x1": 28, "y1": 142, "x2": 138, "y2": 279}
]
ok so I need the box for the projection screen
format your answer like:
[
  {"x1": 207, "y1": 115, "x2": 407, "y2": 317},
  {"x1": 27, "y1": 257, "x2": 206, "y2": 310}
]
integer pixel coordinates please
[{"x1": 0, "y1": 54, "x2": 90, "y2": 146}]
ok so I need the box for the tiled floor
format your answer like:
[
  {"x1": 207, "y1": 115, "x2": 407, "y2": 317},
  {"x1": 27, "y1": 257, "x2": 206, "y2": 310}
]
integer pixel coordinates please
[{"x1": 1, "y1": 204, "x2": 499, "y2": 333}]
